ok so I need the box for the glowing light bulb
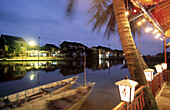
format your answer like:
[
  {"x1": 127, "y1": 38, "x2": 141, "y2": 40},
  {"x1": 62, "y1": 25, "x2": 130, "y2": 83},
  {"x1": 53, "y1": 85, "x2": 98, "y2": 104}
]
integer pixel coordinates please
[
  {"x1": 125, "y1": 11, "x2": 129, "y2": 16},
  {"x1": 145, "y1": 27, "x2": 150, "y2": 33},
  {"x1": 133, "y1": 9, "x2": 137, "y2": 13},
  {"x1": 152, "y1": 29, "x2": 158, "y2": 35},
  {"x1": 160, "y1": 38, "x2": 163, "y2": 41},
  {"x1": 142, "y1": 19, "x2": 146, "y2": 23},
  {"x1": 149, "y1": 27, "x2": 153, "y2": 31},
  {"x1": 137, "y1": 21, "x2": 142, "y2": 26},
  {"x1": 155, "y1": 33, "x2": 161, "y2": 39}
]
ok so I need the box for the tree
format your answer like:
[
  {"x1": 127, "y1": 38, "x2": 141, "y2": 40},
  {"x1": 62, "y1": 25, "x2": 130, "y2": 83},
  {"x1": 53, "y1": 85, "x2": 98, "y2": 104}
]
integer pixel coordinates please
[
  {"x1": 112, "y1": 0, "x2": 158, "y2": 109},
  {"x1": 87, "y1": 0, "x2": 148, "y2": 69},
  {"x1": 7, "y1": 41, "x2": 21, "y2": 56},
  {"x1": 66, "y1": 0, "x2": 158, "y2": 109}
]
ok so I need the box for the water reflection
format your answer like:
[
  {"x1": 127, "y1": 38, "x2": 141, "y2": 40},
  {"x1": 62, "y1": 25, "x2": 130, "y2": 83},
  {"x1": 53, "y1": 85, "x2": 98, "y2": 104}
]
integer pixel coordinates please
[
  {"x1": 0, "y1": 59, "x2": 124, "y2": 83},
  {"x1": 0, "y1": 64, "x2": 26, "y2": 82},
  {"x1": 0, "y1": 59, "x2": 128, "y2": 110}
]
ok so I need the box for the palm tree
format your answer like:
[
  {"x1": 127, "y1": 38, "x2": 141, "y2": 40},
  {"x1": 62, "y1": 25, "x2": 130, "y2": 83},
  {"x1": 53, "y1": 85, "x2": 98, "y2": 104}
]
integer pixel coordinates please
[
  {"x1": 112, "y1": 0, "x2": 158, "y2": 109},
  {"x1": 66, "y1": 0, "x2": 158, "y2": 109},
  {"x1": 87, "y1": 0, "x2": 148, "y2": 70}
]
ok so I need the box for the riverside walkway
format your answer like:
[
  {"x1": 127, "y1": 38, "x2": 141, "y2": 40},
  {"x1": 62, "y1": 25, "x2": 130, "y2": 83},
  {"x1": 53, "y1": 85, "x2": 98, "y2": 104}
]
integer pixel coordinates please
[{"x1": 156, "y1": 82, "x2": 170, "y2": 110}]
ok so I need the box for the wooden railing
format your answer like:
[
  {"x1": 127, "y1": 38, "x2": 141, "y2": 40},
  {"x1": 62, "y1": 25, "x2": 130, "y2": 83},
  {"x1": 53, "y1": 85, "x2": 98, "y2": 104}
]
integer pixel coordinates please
[
  {"x1": 113, "y1": 86, "x2": 145, "y2": 110},
  {"x1": 149, "y1": 71, "x2": 166, "y2": 97},
  {"x1": 113, "y1": 71, "x2": 167, "y2": 110}
]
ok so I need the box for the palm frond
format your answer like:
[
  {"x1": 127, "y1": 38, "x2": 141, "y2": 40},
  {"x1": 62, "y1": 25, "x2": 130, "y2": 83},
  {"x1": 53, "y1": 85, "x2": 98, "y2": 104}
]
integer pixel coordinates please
[
  {"x1": 88, "y1": 0, "x2": 117, "y2": 38},
  {"x1": 66, "y1": 0, "x2": 76, "y2": 15}
]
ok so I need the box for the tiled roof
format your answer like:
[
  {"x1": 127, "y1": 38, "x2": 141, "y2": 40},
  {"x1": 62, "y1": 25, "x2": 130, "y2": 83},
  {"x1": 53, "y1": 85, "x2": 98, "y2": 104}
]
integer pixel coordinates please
[
  {"x1": 1, "y1": 34, "x2": 25, "y2": 42},
  {"x1": 60, "y1": 41, "x2": 87, "y2": 47}
]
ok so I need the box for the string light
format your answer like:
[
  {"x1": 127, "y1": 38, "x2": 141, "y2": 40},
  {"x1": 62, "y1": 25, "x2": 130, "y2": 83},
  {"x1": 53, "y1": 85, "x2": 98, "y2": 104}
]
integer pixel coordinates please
[
  {"x1": 142, "y1": 19, "x2": 146, "y2": 23},
  {"x1": 133, "y1": 9, "x2": 137, "y2": 13},
  {"x1": 160, "y1": 38, "x2": 163, "y2": 41},
  {"x1": 137, "y1": 21, "x2": 142, "y2": 26},
  {"x1": 155, "y1": 33, "x2": 161, "y2": 39},
  {"x1": 125, "y1": 11, "x2": 129, "y2": 16},
  {"x1": 145, "y1": 27, "x2": 150, "y2": 33}
]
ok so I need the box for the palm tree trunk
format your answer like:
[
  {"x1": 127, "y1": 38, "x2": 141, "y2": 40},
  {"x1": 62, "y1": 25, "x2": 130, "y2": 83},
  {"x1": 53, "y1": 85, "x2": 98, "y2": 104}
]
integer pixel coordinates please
[{"x1": 112, "y1": 0, "x2": 158, "y2": 109}]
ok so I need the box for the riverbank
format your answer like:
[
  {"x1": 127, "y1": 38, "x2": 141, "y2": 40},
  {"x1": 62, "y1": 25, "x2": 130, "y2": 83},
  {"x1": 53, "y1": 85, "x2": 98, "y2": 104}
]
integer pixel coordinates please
[{"x1": 0, "y1": 57, "x2": 86, "y2": 62}]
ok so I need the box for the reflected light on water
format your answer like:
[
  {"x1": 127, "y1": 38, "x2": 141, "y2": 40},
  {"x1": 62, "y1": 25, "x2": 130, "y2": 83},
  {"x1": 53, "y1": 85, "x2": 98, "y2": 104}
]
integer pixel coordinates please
[{"x1": 30, "y1": 74, "x2": 35, "y2": 80}]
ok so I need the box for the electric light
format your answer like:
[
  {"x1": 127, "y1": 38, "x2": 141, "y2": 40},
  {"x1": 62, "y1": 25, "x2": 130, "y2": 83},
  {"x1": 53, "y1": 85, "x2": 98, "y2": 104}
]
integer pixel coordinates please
[
  {"x1": 29, "y1": 41, "x2": 36, "y2": 46},
  {"x1": 160, "y1": 38, "x2": 163, "y2": 41},
  {"x1": 145, "y1": 27, "x2": 150, "y2": 33},
  {"x1": 137, "y1": 21, "x2": 142, "y2": 26},
  {"x1": 155, "y1": 33, "x2": 161, "y2": 39},
  {"x1": 142, "y1": 19, "x2": 146, "y2": 23},
  {"x1": 154, "y1": 64, "x2": 163, "y2": 73},
  {"x1": 149, "y1": 27, "x2": 153, "y2": 31},
  {"x1": 125, "y1": 11, "x2": 129, "y2": 16},
  {"x1": 133, "y1": 9, "x2": 137, "y2": 13},
  {"x1": 161, "y1": 63, "x2": 167, "y2": 70},
  {"x1": 115, "y1": 77, "x2": 138, "y2": 102},
  {"x1": 144, "y1": 69, "x2": 154, "y2": 81}
]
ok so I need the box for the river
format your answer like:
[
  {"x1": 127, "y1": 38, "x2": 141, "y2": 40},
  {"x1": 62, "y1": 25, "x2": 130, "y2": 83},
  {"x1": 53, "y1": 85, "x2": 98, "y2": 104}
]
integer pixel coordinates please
[{"x1": 0, "y1": 59, "x2": 130, "y2": 110}]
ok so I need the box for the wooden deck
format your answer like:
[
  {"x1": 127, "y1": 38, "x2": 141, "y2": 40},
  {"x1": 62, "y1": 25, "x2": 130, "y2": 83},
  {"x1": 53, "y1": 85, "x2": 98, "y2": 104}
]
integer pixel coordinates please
[{"x1": 156, "y1": 82, "x2": 170, "y2": 110}]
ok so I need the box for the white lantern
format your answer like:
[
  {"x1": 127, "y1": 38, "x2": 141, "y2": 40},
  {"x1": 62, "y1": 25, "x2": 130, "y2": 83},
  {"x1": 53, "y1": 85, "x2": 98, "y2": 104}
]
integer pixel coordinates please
[
  {"x1": 154, "y1": 64, "x2": 163, "y2": 73},
  {"x1": 161, "y1": 63, "x2": 167, "y2": 70},
  {"x1": 115, "y1": 78, "x2": 138, "y2": 102},
  {"x1": 144, "y1": 68, "x2": 154, "y2": 81}
]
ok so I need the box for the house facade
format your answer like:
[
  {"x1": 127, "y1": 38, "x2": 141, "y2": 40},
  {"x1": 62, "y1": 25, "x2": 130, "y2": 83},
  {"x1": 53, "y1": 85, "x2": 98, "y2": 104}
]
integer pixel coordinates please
[
  {"x1": 27, "y1": 43, "x2": 60, "y2": 58},
  {"x1": 90, "y1": 46, "x2": 124, "y2": 59},
  {"x1": 41, "y1": 44, "x2": 60, "y2": 57},
  {"x1": 0, "y1": 34, "x2": 27, "y2": 57},
  {"x1": 60, "y1": 41, "x2": 87, "y2": 57}
]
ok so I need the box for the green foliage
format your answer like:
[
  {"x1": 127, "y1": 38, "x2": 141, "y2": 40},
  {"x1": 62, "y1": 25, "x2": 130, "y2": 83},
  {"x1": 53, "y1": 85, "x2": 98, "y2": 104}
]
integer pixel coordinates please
[{"x1": 7, "y1": 41, "x2": 21, "y2": 56}]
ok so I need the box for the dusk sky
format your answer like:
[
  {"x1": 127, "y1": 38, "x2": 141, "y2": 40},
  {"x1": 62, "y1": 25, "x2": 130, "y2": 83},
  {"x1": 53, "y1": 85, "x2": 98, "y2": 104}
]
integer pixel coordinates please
[{"x1": 0, "y1": 0, "x2": 169, "y2": 55}]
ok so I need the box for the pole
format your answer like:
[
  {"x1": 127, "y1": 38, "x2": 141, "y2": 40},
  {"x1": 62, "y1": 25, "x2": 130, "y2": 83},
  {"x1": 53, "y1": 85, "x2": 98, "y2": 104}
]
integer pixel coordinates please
[
  {"x1": 164, "y1": 37, "x2": 167, "y2": 82},
  {"x1": 38, "y1": 37, "x2": 40, "y2": 61},
  {"x1": 84, "y1": 56, "x2": 86, "y2": 86},
  {"x1": 164, "y1": 37, "x2": 167, "y2": 63}
]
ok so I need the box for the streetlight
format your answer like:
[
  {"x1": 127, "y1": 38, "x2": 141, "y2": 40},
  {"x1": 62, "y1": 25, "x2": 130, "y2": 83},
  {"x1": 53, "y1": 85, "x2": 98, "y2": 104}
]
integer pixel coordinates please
[{"x1": 29, "y1": 41, "x2": 36, "y2": 46}]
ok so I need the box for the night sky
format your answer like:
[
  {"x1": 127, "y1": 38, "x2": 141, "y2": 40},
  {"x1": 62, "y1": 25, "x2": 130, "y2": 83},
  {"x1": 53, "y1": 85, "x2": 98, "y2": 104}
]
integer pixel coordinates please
[{"x1": 0, "y1": 0, "x2": 169, "y2": 55}]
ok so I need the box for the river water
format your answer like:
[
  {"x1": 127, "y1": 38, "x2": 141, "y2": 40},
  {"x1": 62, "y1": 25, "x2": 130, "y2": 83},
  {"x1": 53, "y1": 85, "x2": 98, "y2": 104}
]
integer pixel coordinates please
[{"x1": 0, "y1": 59, "x2": 130, "y2": 110}]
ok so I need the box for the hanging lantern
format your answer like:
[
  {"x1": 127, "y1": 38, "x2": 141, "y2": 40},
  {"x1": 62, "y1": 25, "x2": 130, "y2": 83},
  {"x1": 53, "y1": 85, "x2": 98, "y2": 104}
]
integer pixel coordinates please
[
  {"x1": 115, "y1": 78, "x2": 138, "y2": 102},
  {"x1": 144, "y1": 68, "x2": 154, "y2": 81},
  {"x1": 154, "y1": 64, "x2": 163, "y2": 73},
  {"x1": 161, "y1": 63, "x2": 167, "y2": 70},
  {"x1": 137, "y1": 0, "x2": 166, "y2": 5}
]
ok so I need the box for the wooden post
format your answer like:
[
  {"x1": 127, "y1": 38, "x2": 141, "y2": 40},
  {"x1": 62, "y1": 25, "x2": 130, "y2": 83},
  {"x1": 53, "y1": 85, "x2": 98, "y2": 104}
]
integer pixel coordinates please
[{"x1": 152, "y1": 81, "x2": 155, "y2": 97}]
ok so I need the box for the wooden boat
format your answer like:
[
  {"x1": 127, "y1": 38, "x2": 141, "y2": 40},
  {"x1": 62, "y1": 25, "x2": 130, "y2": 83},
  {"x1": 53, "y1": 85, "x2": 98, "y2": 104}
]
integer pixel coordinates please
[
  {"x1": 12, "y1": 82, "x2": 95, "y2": 110},
  {"x1": 0, "y1": 75, "x2": 79, "y2": 109},
  {"x1": 47, "y1": 82, "x2": 95, "y2": 110}
]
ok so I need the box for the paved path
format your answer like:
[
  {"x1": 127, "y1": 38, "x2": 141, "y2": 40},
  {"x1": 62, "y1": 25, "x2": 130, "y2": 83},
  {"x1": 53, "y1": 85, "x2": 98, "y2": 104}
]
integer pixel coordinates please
[{"x1": 156, "y1": 82, "x2": 170, "y2": 110}]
